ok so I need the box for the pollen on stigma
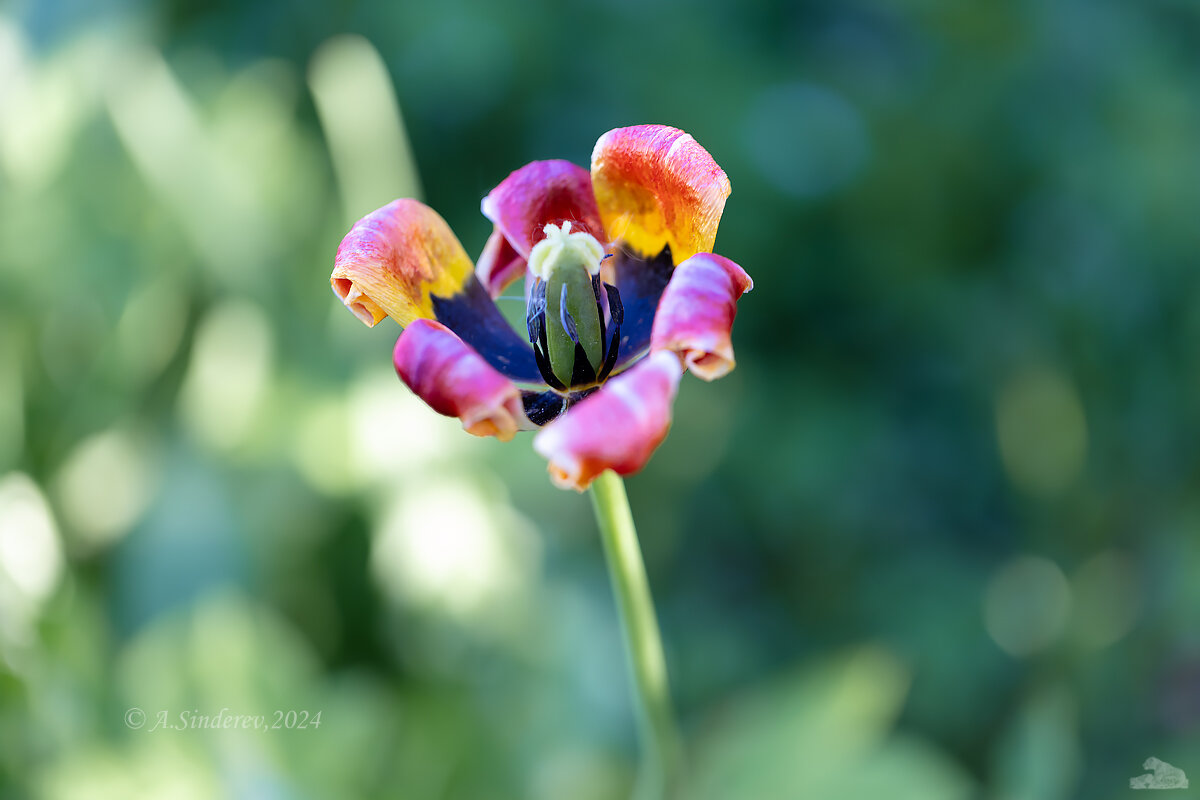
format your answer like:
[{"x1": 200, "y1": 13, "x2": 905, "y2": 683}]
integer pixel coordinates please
[{"x1": 527, "y1": 222, "x2": 606, "y2": 281}]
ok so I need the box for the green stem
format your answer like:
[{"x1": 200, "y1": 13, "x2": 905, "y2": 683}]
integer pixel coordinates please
[{"x1": 589, "y1": 470, "x2": 681, "y2": 800}]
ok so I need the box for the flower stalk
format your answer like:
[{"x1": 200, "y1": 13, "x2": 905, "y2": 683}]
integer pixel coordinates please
[{"x1": 589, "y1": 470, "x2": 681, "y2": 799}]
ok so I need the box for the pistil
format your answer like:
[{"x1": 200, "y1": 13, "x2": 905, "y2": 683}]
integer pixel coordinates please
[{"x1": 526, "y1": 222, "x2": 623, "y2": 390}]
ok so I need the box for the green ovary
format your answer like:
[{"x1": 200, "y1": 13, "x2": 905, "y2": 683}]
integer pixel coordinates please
[
  {"x1": 528, "y1": 222, "x2": 608, "y2": 387},
  {"x1": 545, "y1": 265, "x2": 604, "y2": 385}
]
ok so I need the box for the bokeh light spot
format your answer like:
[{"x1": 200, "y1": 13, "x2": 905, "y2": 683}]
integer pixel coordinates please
[
  {"x1": 54, "y1": 427, "x2": 154, "y2": 551},
  {"x1": 349, "y1": 369, "x2": 465, "y2": 479},
  {"x1": 294, "y1": 397, "x2": 356, "y2": 495},
  {"x1": 116, "y1": 279, "x2": 187, "y2": 384},
  {"x1": 0, "y1": 20, "x2": 85, "y2": 189},
  {"x1": 372, "y1": 476, "x2": 539, "y2": 620},
  {"x1": 309, "y1": 35, "x2": 423, "y2": 221},
  {"x1": 105, "y1": 47, "x2": 275, "y2": 279},
  {"x1": 1069, "y1": 550, "x2": 1140, "y2": 649},
  {"x1": 0, "y1": 473, "x2": 62, "y2": 601},
  {"x1": 995, "y1": 366, "x2": 1087, "y2": 496},
  {"x1": 0, "y1": 473, "x2": 63, "y2": 646},
  {"x1": 293, "y1": 369, "x2": 467, "y2": 495},
  {"x1": 984, "y1": 556, "x2": 1071, "y2": 657},
  {"x1": 178, "y1": 300, "x2": 273, "y2": 451}
]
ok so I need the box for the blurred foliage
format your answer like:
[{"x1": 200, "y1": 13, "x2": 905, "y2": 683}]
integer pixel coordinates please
[{"x1": 1, "y1": 0, "x2": 1199, "y2": 798}]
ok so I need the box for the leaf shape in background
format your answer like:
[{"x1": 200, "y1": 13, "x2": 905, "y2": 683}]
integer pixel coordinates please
[{"x1": 686, "y1": 646, "x2": 972, "y2": 800}]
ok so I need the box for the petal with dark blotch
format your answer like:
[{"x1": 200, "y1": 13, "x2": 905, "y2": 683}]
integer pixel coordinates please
[
  {"x1": 475, "y1": 227, "x2": 526, "y2": 299},
  {"x1": 481, "y1": 160, "x2": 605, "y2": 257},
  {"x1": 393, "y1": 319, "x2": 530, "y2": 442},
  {"x1": 591, "y1": 125, "x2": 730, "y2": 263},
  {"x1": 333, "y1": 200, "x2": 542, "y2": 383},
  {"x1": 430, "y1": 275, "x2": 543, "y2": 383},
  {"x1": 533, "y1": 351, "x2": 683, "y2": 491},
  {"x1": 332, "y1": 199, "x2": 475, "y2": 327},
  {"x1": 608, "y1": 245, "x2": 675, "y2": 371},
  {"x1": 651, "y1": 253, "x2": 753, "y2": 380}
]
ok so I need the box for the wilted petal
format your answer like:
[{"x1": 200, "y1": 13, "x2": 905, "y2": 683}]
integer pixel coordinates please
[
  {"x1": 591, "y1": 125, "x2": 730, "y2": 264},
  {"x1": 651, "y1": 253, "x2": 753, "y2": 380},
  {"x1": 393, "y1": 319, "x2": 529, "y2": 441},
  {"x1": 332, "y1": 198, "x2": 475, "y2": 327},
  {"x1": 333, "y1": 198, "x2": 543, "y2": 383},
  {"x1": 533, "y1": 351, "x2": 682, "y2": 491},
  {"x1": 481, "y1": 160, "x2": 605, "y2": 257},
  {"x1": 475, "y1": 227, "x2": 526, "y2": 299}
]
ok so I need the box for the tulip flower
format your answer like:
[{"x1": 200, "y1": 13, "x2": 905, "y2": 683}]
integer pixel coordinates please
[
  {"x1": 331, "y1": 124, "x2": 751, "y2": 491},
  {"x1": 330, "y1": 124, "x2": 751, "y2": 797}
]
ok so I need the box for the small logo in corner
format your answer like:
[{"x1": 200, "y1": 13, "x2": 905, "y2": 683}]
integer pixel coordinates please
[{"x1": 1131, "y1": 757, "x2": 1188, "y2": 790}]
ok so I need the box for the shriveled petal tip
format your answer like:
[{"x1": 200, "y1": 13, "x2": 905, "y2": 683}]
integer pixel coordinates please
[
  {"x1": 650, "y1": 253, "x2": 752, "y2": 381},
  {"x1": 332, "y1": 199, "x2": 475, "y2": 328},
  {"x1": 533, "y1": 351, "x2": 683, "y2": 491},
  {"x1": 394, "y1": 319, "x2": 528, "y2": 442},
  {"x1": 475, "y1": 228, "x2": 526, "y2": 299},
  {"x1": 481, "y1": 160, "x2": 605, "y2": 258},
  {"x1": 591, "y1": 125, "x2": 731, "y2": 264}
]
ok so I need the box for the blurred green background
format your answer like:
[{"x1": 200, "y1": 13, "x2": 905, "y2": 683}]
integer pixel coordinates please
[{"x1": 1, "y1": 0, "x2": 1198, "y2": 797}]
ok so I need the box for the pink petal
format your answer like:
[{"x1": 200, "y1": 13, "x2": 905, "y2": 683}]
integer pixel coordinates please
[
  {"x1": 591, "y1": 125, "x2": 731, "y2": 263},
  {"x1": 533, "y1": 351, "x2": 683, "y2": 491},
  {"x1": 650, "y1": 253, "x2": 753, "y2": 381},
  {"x1": 475, "y1": 228, "x2": 527, "y2": 299},
  {"x1": 332, "y1": 199, "x2": 475, "y2": 327},
  {"x1": 394, "y1": 319, "x2": 528, "y2": 441},
  {"x1": 480, "y1": 160, "x2": 605, "y2": 257}
]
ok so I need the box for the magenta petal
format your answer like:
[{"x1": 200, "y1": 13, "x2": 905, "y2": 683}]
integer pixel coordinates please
[
  {"x1": 394, "y1": 319, "x2": 528, "y2": 441},
  {"x1": 475, "y1": 228, "x2": 527, "y2": 299},
  {"x1": 480, "y1": 160, "x2": 605, "y2": 257},
  {"x1": 650, "y1": 253, "x2": 753, "y2": 380},
  {"x1": 533, "y1": 352, "x2": 683, "y2": 491}
]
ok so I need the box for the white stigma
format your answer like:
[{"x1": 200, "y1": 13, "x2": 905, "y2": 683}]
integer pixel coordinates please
[{"x1": 527, "y1": 221, "x2": 606, "y2": 281}]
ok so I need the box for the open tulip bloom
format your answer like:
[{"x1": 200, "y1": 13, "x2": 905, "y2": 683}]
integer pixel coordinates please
[
  {"x1": 332, "y1": 124, "x2": 751, "y2": 491},
  {"x1": 330, "y1": 124, "x2": 751, "y2": 795}
]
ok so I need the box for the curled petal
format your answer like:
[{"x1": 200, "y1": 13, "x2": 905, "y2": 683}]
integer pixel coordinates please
[
  {"x1": 332, "y1": 199, "x2": 475, "y2": 328},
  {"x1": 333, "y1": 199, "x2": 542, "y2": 383},
  {"x1": 591, "y1": 125, "x2": 730, "y2": 263},
  {"x1": 533, "y1": 351, "x2": 682, "y2": 491},
  {"x1": 651, "y1": 253, "x2": 753, "y2": 380},
  {"x1": 475, "y1": 227, "x2": 526, "y2": 299},
  {"x1": 481, "y1": 160, "x2": 605, "y2": 257},
  {"x1": 394, "y1": 319, "x2": 528, "y2": 441}
]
